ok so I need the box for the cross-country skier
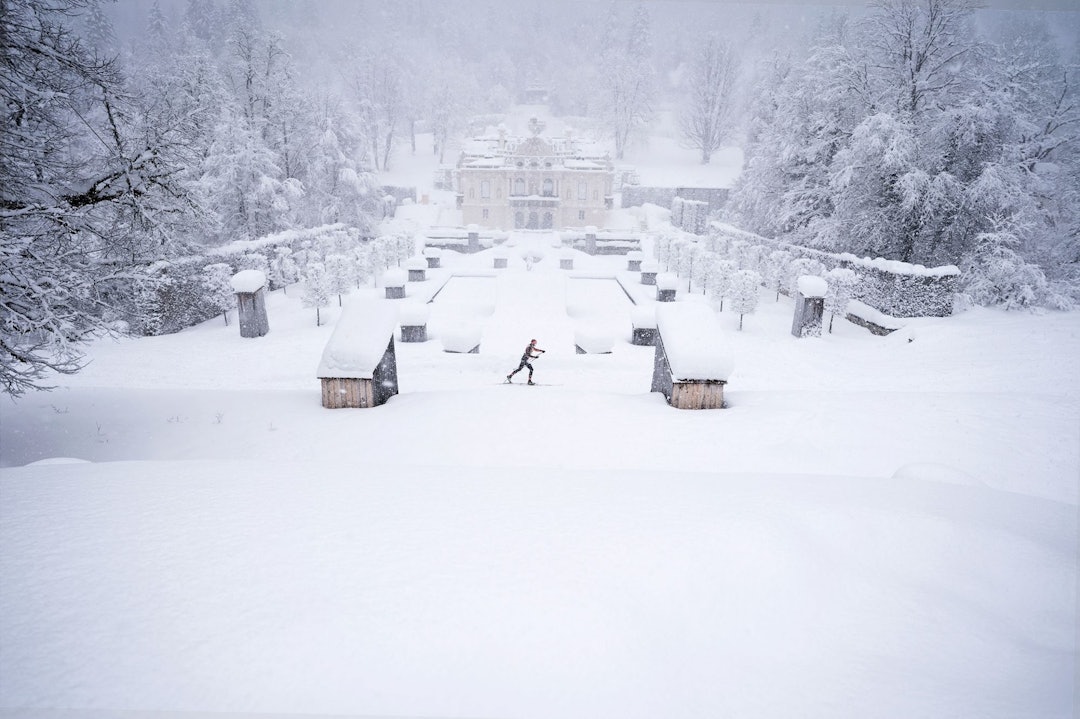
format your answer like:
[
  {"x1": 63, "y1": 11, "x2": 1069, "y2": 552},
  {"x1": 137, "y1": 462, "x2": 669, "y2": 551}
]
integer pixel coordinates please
[{"x1": 506, "y1": 339, "x2": 545, "y2": 385}]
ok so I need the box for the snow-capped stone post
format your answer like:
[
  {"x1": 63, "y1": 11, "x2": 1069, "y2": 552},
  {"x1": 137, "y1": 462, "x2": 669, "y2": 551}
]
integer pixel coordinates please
[
  {"x1": 399, "y1": 302, "x2": 430, "y2": 343},
  {"x1": 584, "y1": 226, "x2": 597, "y2": 255},
  {"x1": 656, "y1": 272, "x2": 678, "y2": 302},
  {"x1": 627, "y1": 250, "x2": 644, "y2": 272},
  {"x1": 423, "y1": 247, "x2": 442, "y2": 269},
  {"x1": 631, "y1": 306, "x2": 657, "y2": 346},
  {"x1": 493, "y1": 248, "x2": 509, "y2": 269},
  {"x1": 560, "y1": 248, "x2": 574, "y2": 270},
  {"x1": 317, "y1": 301, "x2": 399, "y2": 409},
  {"x1": 383, "y1": 268, "x2": 407, "y2": 299},
  {"x1": 230, "y1": 269, "x2": 269, "y2": 338},
  {"x1": 406, "y1": 257, "x2": 428, "y2": 282},
  {"x1": 792, "y1": 275, "x2": 828, "y2": 338},
  {"x1": 467, "y1": 224, "x2": 480, "y2": 253},
  {"x1": 651, "y1": 303, "x2": 733, "y2": 409},
  {"x1": 640, "y1": 260, "x2": 659, "y2": 286}
]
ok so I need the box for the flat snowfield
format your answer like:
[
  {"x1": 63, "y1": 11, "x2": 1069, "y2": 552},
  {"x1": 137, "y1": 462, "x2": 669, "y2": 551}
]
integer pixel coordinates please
[{"x1": 2, "y1": 238, "x2": 1078, "y2": 718}]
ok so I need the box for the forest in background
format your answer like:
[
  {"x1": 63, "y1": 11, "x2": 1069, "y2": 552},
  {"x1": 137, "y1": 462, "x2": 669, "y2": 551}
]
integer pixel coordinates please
[{"x1": 3, "y1": 0, "x2": 1078, "y2": 396}]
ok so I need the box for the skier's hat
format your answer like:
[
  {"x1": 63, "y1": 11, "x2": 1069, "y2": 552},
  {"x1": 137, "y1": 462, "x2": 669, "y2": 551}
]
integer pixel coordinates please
[{"x1": 530, "y1": 338, "x2": 537, "y2": 343}]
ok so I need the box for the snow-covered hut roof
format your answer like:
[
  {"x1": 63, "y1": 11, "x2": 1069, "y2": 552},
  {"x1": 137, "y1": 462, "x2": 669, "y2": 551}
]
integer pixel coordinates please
[
  {"x1": 656, "y1": 303, "x2": 734, "y2": 382},
  {"x1": 230, "y1": 270, "x2": 266, "y2": 294},
  {"x1": 317, "y1": 301, "x2": 399, "y2": 380}
]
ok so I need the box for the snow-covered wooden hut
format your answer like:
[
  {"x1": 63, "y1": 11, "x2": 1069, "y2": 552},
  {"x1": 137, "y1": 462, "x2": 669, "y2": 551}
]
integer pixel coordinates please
[
  {"x1": 230, "y1": 269, "x2": 269, "y2": 338},
  {"x1": 317, "y1": 301, "x2": 399, "y2": 409},
  {"x1": 651, "y1": 303, "x2": 733, "y2": 409}
]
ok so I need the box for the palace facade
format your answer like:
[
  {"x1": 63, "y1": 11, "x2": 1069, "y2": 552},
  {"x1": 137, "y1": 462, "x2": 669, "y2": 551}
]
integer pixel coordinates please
[{"x1": 457, "y1": 128, "x2": 614, "y2": 231}]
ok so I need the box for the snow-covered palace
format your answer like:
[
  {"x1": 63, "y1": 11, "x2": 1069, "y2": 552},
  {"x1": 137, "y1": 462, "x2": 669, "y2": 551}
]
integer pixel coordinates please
[{"x1": 456, "y1": 124, "x2": 614, "y2": 231}]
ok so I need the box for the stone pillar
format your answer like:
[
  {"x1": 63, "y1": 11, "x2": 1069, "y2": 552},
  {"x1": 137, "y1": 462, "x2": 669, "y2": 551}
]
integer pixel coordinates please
[
  {"x1": 406, "y1": 258, "x2": 427, "y2": 282},
  {"x1": 656, "y1": 273, "x2": 678, "y2": 302},
  {"x1": 627, "y1": 250, "x2": 644, "y2": 272},
  {"x1": 585, "y1": 226, "x2": 597, "y2": 255},
  {"x1": 424, "y1": 249, "x2": 442, "y2": 269},
  {"x1": 791, "y1": 275, "x2": 827, "y2": 338},
  {"x1": 467, "y1": 224, "x2": 480, "y2": 253},
  {"x1": 231, "y1": 270, "x2": 269, "y2": 338},
  {"x1": 640, "y1": 261, "x2": 659, "y2": 285},
  {"x1": 383, "y1": 268, "x2": 407, "y2": 299}
]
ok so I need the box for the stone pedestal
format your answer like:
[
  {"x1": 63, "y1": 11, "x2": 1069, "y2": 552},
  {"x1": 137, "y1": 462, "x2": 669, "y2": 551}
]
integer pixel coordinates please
[{"x1": 791, "y1": 292, "x2": 825, "y2": 337}]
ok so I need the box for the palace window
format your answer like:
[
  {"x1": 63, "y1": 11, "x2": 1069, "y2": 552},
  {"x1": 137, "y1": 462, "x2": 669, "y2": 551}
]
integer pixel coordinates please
[
  {"x1": 480, "y1": 180, "x2": 491, "y2": 199},
  {"x1": 577, "y1": 181, "x2": 587, "y2": 200},
  {"x1": 578, "y1": 210, "x2": 586, "y2": 220},
  {"x1": 542, "y1": 178, "x2": 554, "y2": 197},
  {"x1": 513, "y1": 178, "x2": 526, "y2": 195}
]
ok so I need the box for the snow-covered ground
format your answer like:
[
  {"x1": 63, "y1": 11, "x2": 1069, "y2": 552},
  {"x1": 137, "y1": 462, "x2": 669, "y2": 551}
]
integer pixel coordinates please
[{"x1": 1, "y1": 121, "x2": 1078, "y2": 719}]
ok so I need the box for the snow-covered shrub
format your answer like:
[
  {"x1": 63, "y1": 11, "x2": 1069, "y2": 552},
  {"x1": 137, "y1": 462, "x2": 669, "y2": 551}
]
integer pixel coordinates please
[
  {"x1": 764, "y1": 249, "x2": 793, "y2": 300},
  {"x1": 269, "y1": 247, "x2": 298, "y2": 293},
  {"x1": 961, "y1": 231, "x2": 1072, "y2": 311},
  {"x1": 203, "y1": 263, "x2": 235, "y2": 326},
  {"x1": 729, "y1": 269, "x2": 762, "y2": 330},
  {"x1": 787, "y1": 258, "x2": 826, "y2": 298}
]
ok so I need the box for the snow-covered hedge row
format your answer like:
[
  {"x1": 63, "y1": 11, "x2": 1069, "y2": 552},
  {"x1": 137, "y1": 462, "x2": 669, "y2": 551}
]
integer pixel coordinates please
[
  {"x1": 115, "y1": 225, "x2": 384, "y2": 336},
  {"x1": 620, "y1": 186, "x2": 677, "y2": 209},
  {"x1": 708, "y1": 223, "x2": 959, "y2": 318},
  {"x1": 671, "y1": 197, "x2": 709, "y2": 235}
]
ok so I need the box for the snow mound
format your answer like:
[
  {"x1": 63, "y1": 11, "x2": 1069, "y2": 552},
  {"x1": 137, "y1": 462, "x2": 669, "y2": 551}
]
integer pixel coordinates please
[
  {"x1": 24, "y1": 457, "x2": 92, "y2": 466},
  {"x1": 892, "y1": 463, "x2": 985, "y2": 487},
  {"x1": 441, "y1": 323, "x2": 482, "y2": 353},
  {"x1": 575, "y1": 325, "x2": 615, "y2": 353}
]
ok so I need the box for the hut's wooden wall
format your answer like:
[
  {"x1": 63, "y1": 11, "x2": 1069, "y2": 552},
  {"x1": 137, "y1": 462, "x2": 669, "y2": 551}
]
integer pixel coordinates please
[
  {"x1": 670, "y1": 381, "x2": 725, "y2": 410},
  {"x1": 321, "y1": 377, "x2": 375, "y2": 408}
]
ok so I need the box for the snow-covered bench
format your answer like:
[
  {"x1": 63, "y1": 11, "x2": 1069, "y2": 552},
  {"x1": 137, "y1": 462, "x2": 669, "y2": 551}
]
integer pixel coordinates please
[
  {"x1": 651, "y1": 303, "x2": 733, "y2": 409},
  {"x1": 845, "y1": 299, "x2": 905, "y2": 336},
  {"x1": 317, "y1": 301, "x2": 399, "y2": 408}
]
